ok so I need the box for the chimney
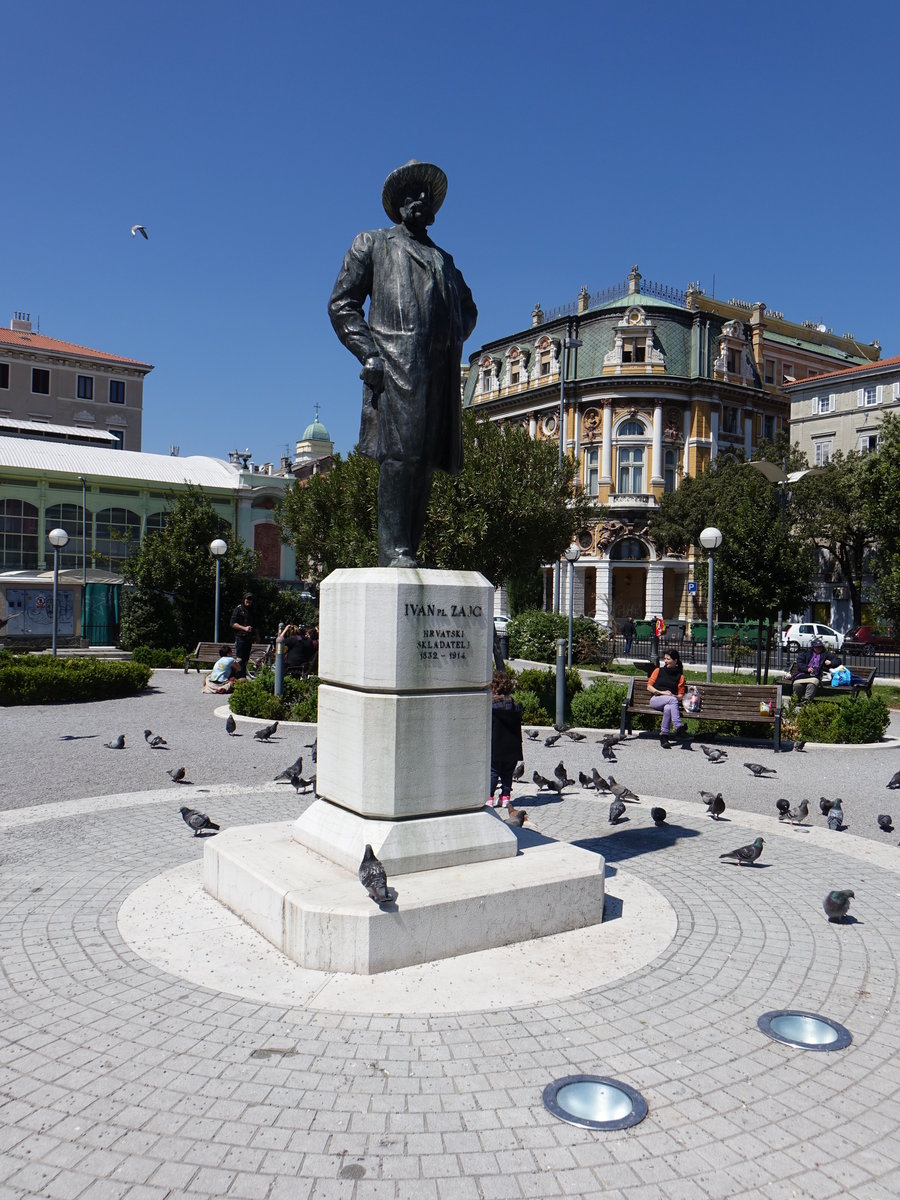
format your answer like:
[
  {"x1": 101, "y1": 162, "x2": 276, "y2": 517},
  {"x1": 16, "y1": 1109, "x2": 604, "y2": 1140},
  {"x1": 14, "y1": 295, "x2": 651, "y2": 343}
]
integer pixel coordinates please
[
  {"x1": 10, "y1": 311, "x2": 32, "y2": 332},
  {"x1": 749, "y1": 302, "x2": 766, "y2": 375},
  {"x1": 627, "y1": 266, "x2": 642, "y2": 296},
  {"x1": 531, "y1": 302, "x2": 544, "y2": 327},
  {"x1": 577, "y1": 285, "x2": 590, "y2": 315}
]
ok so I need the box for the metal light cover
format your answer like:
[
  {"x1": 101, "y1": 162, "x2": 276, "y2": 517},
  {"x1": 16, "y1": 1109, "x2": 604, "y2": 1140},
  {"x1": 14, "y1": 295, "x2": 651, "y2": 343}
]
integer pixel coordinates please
[
  {"x1": 757, "y1": 1010, "x2": 851, "y2": 1051},
  {"x1": 564, "y1": 544, "x2": 581, "y2": 563},
  {"x1": 48, "y1": 527, "x2": 69, "y2": 549},
  {"x1": 699, "y1": 526, "x2": 723, "y2": 551},
  {"x1": 209, "y1": 538, "x2": 228, "y2": 557},
  {"x1": 542, "y1": 1074, "x2": 648, "y2": 1131}
]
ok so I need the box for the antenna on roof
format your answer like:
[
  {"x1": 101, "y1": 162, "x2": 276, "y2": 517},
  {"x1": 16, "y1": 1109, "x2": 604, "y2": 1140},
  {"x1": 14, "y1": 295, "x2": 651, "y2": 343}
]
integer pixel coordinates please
[{"x1": 169, "y1": 445, "x2": 180, "y2": 456}]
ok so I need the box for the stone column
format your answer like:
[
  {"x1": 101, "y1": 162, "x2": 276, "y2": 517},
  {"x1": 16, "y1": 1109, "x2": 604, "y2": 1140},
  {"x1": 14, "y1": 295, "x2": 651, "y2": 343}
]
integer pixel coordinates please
[
  {"x1": 651, "y1": 404, "x2": 664, "y2": 485},
  {"x1": 645, "y1": 561, "x2": 665, "y2": 619},
  {"x1": 601, "y1": 403, "x2": 613, "y2": 483},
  {"x1": 710, "y1": 407, "x2": 719, "y2": 462},
  {"x1": 744, "y1": 413, "x2": 753, "y2": 458}
]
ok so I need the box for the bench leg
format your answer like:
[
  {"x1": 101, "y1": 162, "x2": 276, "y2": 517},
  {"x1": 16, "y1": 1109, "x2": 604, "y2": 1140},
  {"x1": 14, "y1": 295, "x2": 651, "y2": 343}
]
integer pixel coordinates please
[
  {"x1": 773, "y1": 707, "x2": 782, "y2": 752},
  {"x1": 619, "y1": 702, "x2": 630, "y2": 739}
]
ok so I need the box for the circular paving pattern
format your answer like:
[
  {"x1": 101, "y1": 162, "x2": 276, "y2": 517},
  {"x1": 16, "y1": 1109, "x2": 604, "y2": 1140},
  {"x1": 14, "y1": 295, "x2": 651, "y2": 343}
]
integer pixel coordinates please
[{"x1": 2, "y1": 786, "x2": 900, "y2": 1199}]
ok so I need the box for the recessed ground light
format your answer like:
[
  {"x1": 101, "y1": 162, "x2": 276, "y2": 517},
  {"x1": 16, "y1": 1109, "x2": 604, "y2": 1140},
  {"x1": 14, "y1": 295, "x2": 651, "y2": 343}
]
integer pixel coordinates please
[
  {"x1": 757, "y1": 1010, "x2": 851, "y2": 1051},
  {"x1": 542, "y1": 1074, "x2": 648, "y2": 1130}
]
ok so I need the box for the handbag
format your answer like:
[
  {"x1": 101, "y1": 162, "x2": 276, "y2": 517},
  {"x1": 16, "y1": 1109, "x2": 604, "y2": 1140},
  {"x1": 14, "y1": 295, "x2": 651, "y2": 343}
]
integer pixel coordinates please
[{"x1": 683, "y1": 685, "x2": 701, "y2": 714}]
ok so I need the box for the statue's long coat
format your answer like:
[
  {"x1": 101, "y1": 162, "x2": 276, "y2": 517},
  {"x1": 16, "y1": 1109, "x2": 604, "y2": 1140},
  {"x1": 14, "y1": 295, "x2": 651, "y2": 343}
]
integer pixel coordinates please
[{"x1": 328, "y1": 224, "x2": 477, "y2": 473}]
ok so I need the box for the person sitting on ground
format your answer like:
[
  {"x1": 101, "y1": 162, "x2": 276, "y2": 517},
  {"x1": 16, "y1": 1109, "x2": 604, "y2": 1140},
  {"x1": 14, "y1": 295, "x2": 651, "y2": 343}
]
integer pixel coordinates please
[
  {"x1": 209, "y1": 646, "x2": 237, "y2": 684},
  {"x1": 646, "y1": 649, "x2": 687, "y2": 740},
  {"x1": 790, "y1": 638, "x2": 841, "y2": 704}
]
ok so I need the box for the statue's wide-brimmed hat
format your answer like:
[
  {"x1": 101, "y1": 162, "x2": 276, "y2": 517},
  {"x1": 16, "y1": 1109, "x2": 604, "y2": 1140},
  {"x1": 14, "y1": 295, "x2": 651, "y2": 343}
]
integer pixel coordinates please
[{"x1": 382, "y1": 160, "x2": 448, "y2": 223}]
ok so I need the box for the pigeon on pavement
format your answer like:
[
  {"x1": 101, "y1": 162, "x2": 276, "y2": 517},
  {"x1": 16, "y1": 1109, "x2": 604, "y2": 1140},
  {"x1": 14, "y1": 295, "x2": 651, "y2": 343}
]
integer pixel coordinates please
[
  {"x1": 793, "y1": 740, "x2": 806, "y2": 752},
  {"x1": 254, "y1": 722, "x2": 279, "y2": 742},
  {"x1": 275, "y1": 755, "x2": 303, "y2": 782},
  {"x1": 608, "y1": 797, "x2": 626, "y2": 824},
  {"x1": 827, "y1": 801, "x2": 845, "y2": 831},
  {"x1": 225, "y1": 714, "x2": 237, "y2": 736},
  {"x1": 525, "y1": 729, "x2": 540, "y2": 740},
  {"x1": 512, "y1": 761, "x2": 525, "y2": 782},
  {"x1": 607, "y1": 776, "x2": 639, "y2": 802},
  {"x1": 704, "y1": 792, "x2": 726, "y2": 820},
  {"x1": 564, "y1": 729, "x2": 586, "y2": 742},
  {"x1": 358, "y1": 844, "x2": 391, "y2": 905},
  {"x1": 601, "y1": 741, "x2": 617, "y2": 762},
  {"x1": 700, "y1": 745, "x2": 727, "y2": 763},
  {"x1": 888, "y1": 771, "x2": 900, "y2": 790},
  {"x1": 167, "y1": 766, "x2": 187, "y2": 783},
  {"x1": 180, "y1": 806, "x2": 219, "y2": 835},
  {"x1": 877, "y1": 814, "x2": 894, "y2": 833},
  {"x1": 719, "y1": 836, "x2": 765, "y2": 866},
  {"x1": 105, "y1": 734, "x2": 125, "y2": 749},
  {"x1": 554, "y1": 761, "x2": 574, "y2": 786},
  {"x1": 744, "y1": 762, "x2": 775, "y2": 777},
  {"x1": 143, "y1": 730, "x2": 167, "y2": 748},
  {"x1": 291, "y1": 773, "x2": 316, "y2": 794},
  {"x1": 506, "y1": 806, "x2": 528, "y2": 827},
  {"x1": 650, "y1": 806, "x2": 667, "y2": 825},
  {"x1": 578, "y1": 770, "x2": 594, "y2": 790},
  {"x1": 776, "y1": 798, "x2": 791, "y2": 818},
  {"x1": 533, "y1": 770, "x2": 554, "y2": 791},
  {"x1": 779, "y1": 799, "x2": 809, "y2": 826},
  {"x1": 544, "y1": 732, "x2": 561, "y2": 747},
  {"x1": 819, "y1": 796, "x2": 836, "y2": 816},
  {"x1": 591, "y1": 768, "x2": 609, "y2": 792},
  {"x1": 823, "y1": 889, "x2": 854, "y2": 922}
]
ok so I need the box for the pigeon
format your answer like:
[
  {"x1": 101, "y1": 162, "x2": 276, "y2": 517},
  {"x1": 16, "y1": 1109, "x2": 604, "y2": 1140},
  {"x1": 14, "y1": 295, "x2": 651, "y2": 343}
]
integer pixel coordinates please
[
  {"x1": 591, "y1": 768, "x2": 609, "y2": 791},
  {"x1": 358, "y1": 844, "x2": 391, "y2": 905},
  {"x1": 776, "y1": 798, "x2": 791, "y2": 818},
  {"x1": 779, "y1": 799, "x2": 809, "y2": 826},
  {"x1": 544, "y1": 732, "x2": 561, "y2": 747},
  {"x1": 305, "y1": 738, "x2": 318, "y2": 763},
  {"x1": 275, "y1": 755, "x2": 303, "y2": 782},
  {"x1": 254, "y1": 721, "x2": 279, "y2": 742},
  {"x1": 608, "y1": 797, "x2": 626, "y2": 824},
  {"x1": 554, "y1": 761, "x2": 573, "y2": 786},
  {"x1": 600, "y1": 733, "x2": 620, "y2": 750},
  {"x1": 719, "y1": 836, "x2": 765, "y2": 866},
  {"x1": 700, "y1": 745, "x2": 727, "y2": 763},
  {"x1": 512, "y1": 761, "x2": 525, "y2": 782},
  {"x1": 887, "y1": 771, "x2": 900, "y2": 790},
  {"x1": 225, "y1": 714, "x2": 237, "y2": 736},
  {"x1": 607, "y1": 776, "x2": 639, "y2": 802},
  {"x1": 180, "y1": 806, "x2": 219, "y2": 835},
  {"x1": 650, "y1": 806, "x2": 667, "y2": 825},
  {"x1": 143, "y1": 730, "x2": 167, "y2": 748},
  {"x1": 819, "y1": 796, "x2": 835, "y2": 816},
  {"x1": 827, "y1": 801, "x2": 844, "y2": 831},
  {"x1": 131, "y1": 224, "x2": 149, "y2": 239},
  {"x1": 793, "y1": 740, "x2": 806, "y2": 752},
  {"x1": 291, "y1": 773, "x2": 316, "y2": 794},
  {"x1": 823, "y1": 889, "x2": 854, "y2": 922},
  {"x1": 506, "y1": 807, "x2": 528, "y2": 827},
  {"x1": 877, "y1": 814, "x2": 894, "y2": 833},
  {"x1": 525, "y1": 729, "x2": 540, "y2": 740},
  {"x1": 564, "y1": 729, "x2": 586, "y2": 742},
  {"x1": 578, "y1": 770, "x2": 594, "y2": 790},
  {"x1": 167, "y1": 766, "x2": 187, "y2": 783},
  {"x1": 699, "y1": 789, "x2": 719, "y2": 806},
  {"x1": 105, "y1": 734, "x2": 125, "y2": 749},
  {"x1": 744, "y1": 762, "x2": 775, "y2": 777},
  {"x1": 533, "y1": 770, "x2": 554, "y2": 791},
  {"x1": 601, "y1": 741, "x2": 617, "y2": 762},
  {"x1": 704, "y1": 792, "x2": 726, "y2": 821}
]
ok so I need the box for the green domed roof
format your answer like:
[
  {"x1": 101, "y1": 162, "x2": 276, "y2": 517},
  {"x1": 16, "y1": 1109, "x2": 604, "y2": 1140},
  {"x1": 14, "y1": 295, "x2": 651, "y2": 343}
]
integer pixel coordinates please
[{"x1": 302, "y1": 417, "x2": 330, "y2": 442}]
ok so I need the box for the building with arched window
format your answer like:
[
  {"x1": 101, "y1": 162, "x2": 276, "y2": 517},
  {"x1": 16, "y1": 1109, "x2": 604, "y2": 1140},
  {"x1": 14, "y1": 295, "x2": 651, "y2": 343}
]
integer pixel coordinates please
[{"x1": 465, "y1": 267, "x2": 880, "y2": 628}]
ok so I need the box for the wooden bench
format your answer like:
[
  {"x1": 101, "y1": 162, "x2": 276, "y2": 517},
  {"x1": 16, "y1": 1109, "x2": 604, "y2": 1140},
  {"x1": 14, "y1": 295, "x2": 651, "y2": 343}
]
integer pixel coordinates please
[
  {"x1": 184, "y1": 641, "x2": 270, "y2": 673},
  {"x1": 792, "y1": 664, "x2": 877, "y2": 702},
  {"x1": 619, "y1": 678, "x2": 783, "y2": 751}
]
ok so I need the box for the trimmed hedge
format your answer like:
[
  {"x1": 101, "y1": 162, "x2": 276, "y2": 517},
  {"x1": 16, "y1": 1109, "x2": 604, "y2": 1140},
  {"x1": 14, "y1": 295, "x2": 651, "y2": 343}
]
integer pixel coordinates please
[
  {"x1": 510, "y1": 665, "x2": 583, "y2": 726},
  {"x1": 508, "y1": 610, "x2": 612, "y2": 666},
  {"x1": 130, "y1": 645, "x2": 187, "y2": 669},
  {"x1": 0, "y1": 654, "x2": 152, "y2": 705},
  {"x1": 792, "y1": 694, "x2": 890, "y2": 744},
  {"x1": 230, "y1": 668, "x2": 320, "y2": 724},
  {"x1": 570, "y1": 678, "x2": 628, "y2": 728}
]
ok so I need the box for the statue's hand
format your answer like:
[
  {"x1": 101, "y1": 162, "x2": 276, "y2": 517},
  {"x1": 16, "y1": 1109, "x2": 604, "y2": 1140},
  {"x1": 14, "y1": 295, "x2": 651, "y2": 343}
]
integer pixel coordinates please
[{"x1": 361, "y1": 356, "x2": 384, "y2": 395}]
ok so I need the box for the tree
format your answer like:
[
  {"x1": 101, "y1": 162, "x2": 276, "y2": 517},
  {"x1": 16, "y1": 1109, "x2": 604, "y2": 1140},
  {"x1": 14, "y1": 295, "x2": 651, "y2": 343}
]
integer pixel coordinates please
[
  {"x1": 277, "y1": 412, "x2": 593, "y2": 593},
  {"x1": 860, "y1": 413, "x2": 900, "y2": 626},
  {"x1": 119, "y1": 487, "x2": 258, "y2": 649}
]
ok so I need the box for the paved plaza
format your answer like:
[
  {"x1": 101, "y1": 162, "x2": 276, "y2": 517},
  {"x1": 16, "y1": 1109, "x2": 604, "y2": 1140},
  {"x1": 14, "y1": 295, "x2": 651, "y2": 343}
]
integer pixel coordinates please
[{"x1": 2, "y1": 670, "x2": 900, "y2": 1199}]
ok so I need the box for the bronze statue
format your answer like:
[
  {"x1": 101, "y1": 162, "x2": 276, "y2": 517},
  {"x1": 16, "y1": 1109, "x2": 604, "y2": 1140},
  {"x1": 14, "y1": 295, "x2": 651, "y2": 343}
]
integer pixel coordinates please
[{"x1": 329, "y1": 161, "x2": 477, "y2": 567}]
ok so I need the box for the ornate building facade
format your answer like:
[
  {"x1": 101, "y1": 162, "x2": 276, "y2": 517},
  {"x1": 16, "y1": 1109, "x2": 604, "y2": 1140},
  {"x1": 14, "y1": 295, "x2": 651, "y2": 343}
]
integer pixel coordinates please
[{"x1": 465, "y1": 267, "x2": 879, "y2": 627}]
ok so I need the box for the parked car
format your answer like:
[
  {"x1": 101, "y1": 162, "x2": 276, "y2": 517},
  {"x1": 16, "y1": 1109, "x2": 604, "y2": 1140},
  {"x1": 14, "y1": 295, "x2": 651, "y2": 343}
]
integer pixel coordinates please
[
  {"x1": 493, "y1": 613, "x2": 511, "y2": 636},
  {"x1": 842, "y1": 625, "x2": 900, "y2": 655},
  {"x1": 781, "y1": 622, "x2": 844, "y2": 652}
]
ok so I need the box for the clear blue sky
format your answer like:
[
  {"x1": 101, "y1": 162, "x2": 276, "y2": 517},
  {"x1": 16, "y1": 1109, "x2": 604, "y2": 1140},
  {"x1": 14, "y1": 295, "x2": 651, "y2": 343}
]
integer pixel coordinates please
[{"x1": 4, "y1": 1, "x2": 899, "y2": 463}]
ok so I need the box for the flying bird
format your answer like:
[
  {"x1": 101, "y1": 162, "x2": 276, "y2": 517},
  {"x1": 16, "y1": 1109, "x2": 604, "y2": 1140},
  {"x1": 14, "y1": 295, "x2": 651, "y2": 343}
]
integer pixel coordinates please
[
  {"x1": 779, "y1": 799, "x2": 809, "y2": 826},
  {"x1": 105, "y1": 734, "x2": 125, "y2": 749},
  {"x1": 143, "y1": 730, "x2": 167, "y2": 748},
  {"x1": 225, "y1": 714, "x2": 237, "y2": 736},
  {"x1": 608, "y1": 797, "x2": 626, "y2": 824},
  {"x1": 888, "y1": 771, "x2": 900, "y2": 790},
  {"x1": 650, "y1": 806, "x2": 667, "y2": 825},
  {"x1": 544, "y1": 732, "x2": 561, "y2": 747},
  {"x1": 358, "y1": 844, "x2": 391, "y2": 905},
  {"x1": 877, "y1": 814, "x2": 894, "y2": 833},
  {"x1": 131, "y1": 224, "x2": 148, "y2": 239},
  {"x1": 704, "y1": 792, "x2": 726, "y2": 821},
  {"x1": 744, "y1": 762, "x2": 775, "y2": 777},
  {"x1": 180, "y1": 806, "x2": 219, "y2": 835},
  {"x1": 827, "y1": 801, "x2": 845, "y2": 831},
  {"x1": 167, "y1": 766, "x2": 187, "y2": 783},
  {"x1": 700, "y1": 745, "x2": 727, "y2": 763},
  {"x1": 254, "y1": 721, "x2": 279, "y2": 742},
  {"x1": 525, "y1": 729, "x2": 540, "y2": 740},
  {"x1": 823, "y1": 889, "x2": 854, "y2": 922},
  {"x1": 719, "y1": 836, "x2": 765, "y2": 866}
]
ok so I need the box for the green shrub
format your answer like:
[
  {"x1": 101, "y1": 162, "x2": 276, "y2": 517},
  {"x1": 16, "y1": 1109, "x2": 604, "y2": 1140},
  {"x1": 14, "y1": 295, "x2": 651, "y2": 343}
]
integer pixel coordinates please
[
  {"x1": 0, "y1": 656, "x2": 152, "y2": 705},
  {"x1": 229, "y1": 669, "x2": 320, "y2": 723},
  {"x1": 512, "y1": 666, "x2": 583, "y2": 722},
  {"x1": 508, "y1": 610, "x2": 611, "y2": 665},
  {"x1": 794, "y1": 693, "x2": 889, "y2": 744},
  {"x1": 570, "y1": 679, "x2": 628, "y2": 728},
  {"x1": 513, "y1": 688, "x2": 549, "y2": 726},
  {"x1": 130, "y1": 645, "x2": 186, "y2": 668}
]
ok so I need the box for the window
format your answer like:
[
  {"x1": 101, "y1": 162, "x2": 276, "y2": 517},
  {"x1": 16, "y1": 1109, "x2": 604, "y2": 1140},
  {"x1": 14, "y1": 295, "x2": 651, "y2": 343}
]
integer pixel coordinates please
[
  {"x1": 664, "y1": 448, "x2": 678, "y2": 493},
  {"x1": 764, "y1": 359, "x2": 775, "y2": 384},
  {"x1": 145, "y1": 511, "x2": 168, "y2": 536},
  {"x1": 509, "y1": 367, "x2": 519, "y2": 386},
  {"x1": 722, "y1": 406, "x2": 740, "y2": 434},
  {"x1": 617, "y1": 447, "x2": 644, "y2": 493},
  {"x1": 619, "y1": 420, "x2": 646, "y2": 437},
  {"x1": 727, "y1": 348, "x2": 740, "y2": 374},
  {"x1": 44, "y1": 504, "x2": 87, "y2": 569},
  {"x1": 814, "y1": 440, "x2": 833, "y2": 466},
  {"x1": 109, "y1": 379, "x2": 125, "y2": 404},
  {"x1": 859, "y1": 433, "x2": 880, "y2": 453},
  {"x1": 0, "y1": 498, "x2": 39, "y2": 569},
  {"x1": 813, "y1": 394, "x2": 834, "y2": 414},
  {"x1": 539, "y1": 349, "x2": 551, "y2": 376},
  {"x1": 94, "y1": 507, "x2": 141, "y2": 565},
  {"x1": 32, "y1": 368, "x2": 50, "y2": 394},
  {"x1": 763, "y1": 415, "x2": 775, "y2": 440},
  {"x1": 108, "y1": 429, "x2": 124, "y2": 450},
  {"x1": 584, "y1": 447, "x2": 599, "y2": 498},
  {"x1": 610, "y1": 538, "x2": 649, "y2": 561},
  {"x1": 781, "y1": 363, "x2": 794, "y2": 384},
  {"x1": 77, "y1": 374, "x2": 93, "y2": 400},
  {"x1": 0, "y1": 363, "x2": 8, "y2": 389},
  {"x1": 622, "y1": 337, "x2": 646, "y2": 364},
  {"x1": 861, "y1": 385, "x2": 878, "y2": 407}
]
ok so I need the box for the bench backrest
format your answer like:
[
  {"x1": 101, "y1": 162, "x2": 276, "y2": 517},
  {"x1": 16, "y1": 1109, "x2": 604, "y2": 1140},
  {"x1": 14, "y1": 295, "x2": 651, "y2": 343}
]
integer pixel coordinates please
[{"x1": 626, "y1": 678, "x2": 781, "y2": 720}]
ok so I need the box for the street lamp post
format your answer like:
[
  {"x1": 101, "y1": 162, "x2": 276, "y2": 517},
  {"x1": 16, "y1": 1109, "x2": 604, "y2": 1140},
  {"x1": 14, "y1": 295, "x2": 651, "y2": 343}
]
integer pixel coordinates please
[
  {"x1": 564, "y1": 543, "x2": 581, "y2": 668},
  {"x1": 553, "y1": 320, "x2": 583, "y2": 613},
  {"x1": 699, "y1": 526, "x2": 723, "y2": 683},
  {"x1": 209, "y1": 539, "x2": 228, "y2": 642},
  {"x1": 47, "y1": 528, "x2": 69, "y2": 656}
]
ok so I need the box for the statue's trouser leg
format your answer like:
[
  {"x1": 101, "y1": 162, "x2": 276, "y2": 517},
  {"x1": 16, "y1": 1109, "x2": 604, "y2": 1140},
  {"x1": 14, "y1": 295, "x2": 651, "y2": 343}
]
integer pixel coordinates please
[{"x1": 377, "y1": 459, "x2": 435, "y2": 567}]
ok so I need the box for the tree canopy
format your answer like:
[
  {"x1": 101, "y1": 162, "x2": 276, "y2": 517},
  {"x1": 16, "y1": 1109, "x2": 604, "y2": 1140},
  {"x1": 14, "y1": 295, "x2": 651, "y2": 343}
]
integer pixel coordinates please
[
  {"x1": 860, "y1": 413, "x2": 900, "y2": 626},
  {"x1": 277, "y1": 411, "x2": 594, "y2": 592}
]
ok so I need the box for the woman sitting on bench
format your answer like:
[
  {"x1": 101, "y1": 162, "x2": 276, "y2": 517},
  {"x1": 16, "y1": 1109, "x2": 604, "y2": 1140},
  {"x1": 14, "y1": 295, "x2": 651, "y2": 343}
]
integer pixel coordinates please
[{"x1": 646, "y1": 650, "x2": 687, "y2": 741}]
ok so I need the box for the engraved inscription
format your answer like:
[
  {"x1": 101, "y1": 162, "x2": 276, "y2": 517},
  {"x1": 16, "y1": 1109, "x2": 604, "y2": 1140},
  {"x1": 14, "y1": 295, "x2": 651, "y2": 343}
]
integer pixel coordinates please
[{"x1": 403, "y1": 599, "x2": 486, "y2": 664}]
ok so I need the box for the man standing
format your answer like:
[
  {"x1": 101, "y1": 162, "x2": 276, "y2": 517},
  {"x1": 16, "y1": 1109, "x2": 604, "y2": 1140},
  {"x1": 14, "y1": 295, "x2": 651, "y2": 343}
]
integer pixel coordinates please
[
  {"x1": 329, "y1": 160, "x2": 477, "y2": 567},
  {"x1": 230, "y1": 591, "x2": 256, "y2": 676}
]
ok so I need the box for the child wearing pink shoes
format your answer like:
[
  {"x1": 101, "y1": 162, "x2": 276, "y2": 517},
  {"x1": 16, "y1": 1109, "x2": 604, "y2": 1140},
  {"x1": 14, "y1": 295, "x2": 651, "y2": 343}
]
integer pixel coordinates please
[{"x1": 488, "y1": 670, "x2": 523, "y2": 808}]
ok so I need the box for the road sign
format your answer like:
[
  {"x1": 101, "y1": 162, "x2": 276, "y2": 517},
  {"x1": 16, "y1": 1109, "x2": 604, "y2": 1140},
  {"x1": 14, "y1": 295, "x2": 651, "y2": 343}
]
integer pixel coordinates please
[{"x1": 687, "y1": 581, "x2": 698, "y2": 595}]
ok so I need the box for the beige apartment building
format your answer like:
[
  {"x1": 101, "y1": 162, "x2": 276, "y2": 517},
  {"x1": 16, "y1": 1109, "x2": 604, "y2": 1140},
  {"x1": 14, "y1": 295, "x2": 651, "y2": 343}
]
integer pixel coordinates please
[
  {"x1": 0, "y1": 313, "x2": 152, "y2": 451},
  {"x1": 786, "y1": 354, "x2": 900, "y2": 464}
]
